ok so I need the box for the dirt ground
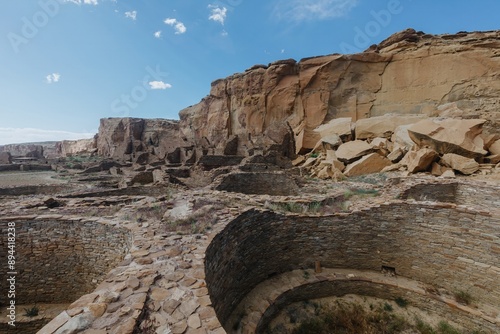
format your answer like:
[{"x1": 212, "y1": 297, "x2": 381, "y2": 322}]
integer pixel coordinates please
[{"x1": 0, "y1": 171, "x2": 66, "y2": 188}]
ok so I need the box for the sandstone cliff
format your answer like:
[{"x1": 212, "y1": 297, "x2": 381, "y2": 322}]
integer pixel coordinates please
[
  {"x1": 94, "y1": 29, "x2": 500, "y2": 165},
  {"x1": 179, "y1": 29, "x2": 500, "y2": 157},
  {"x1": 96, "y1": 118, "x2": 180, "y2": 162}
]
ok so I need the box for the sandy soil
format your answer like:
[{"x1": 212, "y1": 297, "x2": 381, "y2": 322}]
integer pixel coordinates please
[{"x1": 0, "y1": 171, "x2": 66, "y2": 188}]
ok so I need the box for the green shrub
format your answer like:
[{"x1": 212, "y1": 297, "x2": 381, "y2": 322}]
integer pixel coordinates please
[
  {"x1": 437, "y1": 321, "x2": 461, "y2": 334},
  {"x1": 415, "y1": 318, "x2": 436, "y2": 334},
  {"x1": 395, "y1": 296, "x2": 409, "y2": 308},
  {"x1": 454, "y1": 290, "x2": 473, "y2": 305},
  {"x1": 24, "y1": 305, "x2": 39, "y2": 317}
]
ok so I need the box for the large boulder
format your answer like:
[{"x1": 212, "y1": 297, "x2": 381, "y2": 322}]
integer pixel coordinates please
[
  {"x1": 408, "y1": 118, "x2": 488, "y2": 158},
  {"x1": 489, "y1": 139, "x2": 500, "y2": 155},
  {"x1": 344, "y1": 153, "x2": 391, "y2": 177},
  {"x1": 392, "y1": 124, "x2": 415, "y2": 151},
  {"x1": 335, "y1": 140, "x2": 373, "y2": 163},
  {"x1": 355, "y1": 114, "x2": 427, "y2": 140},
  {"x1": 401, "y1": 148, "x2": 439, "y2": 173},
  {"x1": 441, "y1": 153, "x2": 479, "y2": 175},
  {"x1": 314, "y1": 117, "x2": 353, "y2": 139}
]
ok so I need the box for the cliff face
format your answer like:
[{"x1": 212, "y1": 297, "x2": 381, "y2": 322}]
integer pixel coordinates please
[
  {"x1": 0, "y1": 142, "x2": 58, "y2": 159},
  {"x1": 94, "y1": 29, "x2": 500, "y2": 163},
  {"x1": 96, "y1": 118, "x2": 180, "y2": 162},
  {"x1": 178, "y1": 29, "x2": 500, "y2": 156}
]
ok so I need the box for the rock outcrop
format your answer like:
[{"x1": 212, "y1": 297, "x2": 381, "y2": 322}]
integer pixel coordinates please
[
  {"x1": 0, "y1": 152, "x2": 12, "y2": 164},
  {"x1": 96, "y1": 118, "x2": 180, "y2": 163},
  {"x1": 177, "y1": 29, "x2": 500, "y2": 158},
  {"x1": 88, "y1": 29, "x2": 500, "y2": 178},
  {"x1": 58, "y1": 138, "x2": 97, "y2": 156}
]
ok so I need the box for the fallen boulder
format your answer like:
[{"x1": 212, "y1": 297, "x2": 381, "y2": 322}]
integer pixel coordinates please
[
  {"x1": 336, "y1": 140, "x2": 373, "y2": 163},
  {"x1": 314, "y1": 117, "x2": 353, "y2": 140},
  {"x1": 355, "y1": 114, "x2": 427, "y2": 140},
  {"x1": 344, "y1": 153, "x2": 391, "y2": 177},
  {"x1": 401, "y1": 148, "x2": 439, "y2": 173},
  {"x1": 441, "y1": 153, "x2": 479, "y2": 175},
  {"x1": 408, "y1": 118, "x2": 487, "y2": 158}
]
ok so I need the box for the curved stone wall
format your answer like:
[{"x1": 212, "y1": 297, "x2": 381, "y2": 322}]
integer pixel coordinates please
[
  {"x1": 205, "y1": 201, "x2": 500, "y2": 332},
  {"x1": 0, "y1": 220, "x2": 132, "y2": 304}
]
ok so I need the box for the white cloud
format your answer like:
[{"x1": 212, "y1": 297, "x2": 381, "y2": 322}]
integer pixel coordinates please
[
  {"x1": 154, "y1": 31, "x2": 162, "y2": 38},
  {"x1": 273, "y1": 0, "x2": 359, "y2": 22},
  {"x1": 208, "y1": 5, "x2": 228, "y2": 25},
  {"x1": 0, "y1": 128, "x2": 96, "y2": 145},
  {"x1": 164, "y1": 18, "x2": 186, "y2": 34},
  {"x1": 125, "y1": 11, "x2": 137, "y2": 20},
  {"x1": 149, "y1": 81, "x2": 172, "y2": 90},
  {"x1": 46, "y1": 73, "x2": 61, "y2": 84},
  {"x1": 221, "y1": 30, "x2": 228, "y2": 37},
  {"x1": 63, "y1": 0, "x2": 99, "y2": 5}
]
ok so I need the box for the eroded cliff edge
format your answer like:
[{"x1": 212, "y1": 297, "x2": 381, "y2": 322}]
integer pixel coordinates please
[{"x1": 72, "y1": 29, "x2": 500, "y2": 165}]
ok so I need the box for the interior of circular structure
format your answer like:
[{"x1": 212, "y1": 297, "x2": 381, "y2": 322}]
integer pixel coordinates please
[{"x1": 205, "y1": 183, "x2": 500, "y2": 333}]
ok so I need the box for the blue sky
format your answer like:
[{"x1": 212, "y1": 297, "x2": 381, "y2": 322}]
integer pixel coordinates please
[{"x1": 1, "y1": 0, "x2": 500, "y2": 144}]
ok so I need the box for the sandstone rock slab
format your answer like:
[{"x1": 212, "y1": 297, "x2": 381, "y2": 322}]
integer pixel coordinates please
[
  {"x1": 408, "y1": 118, "x2": 487, "y2": 158},
  {"x1": 335, "y1": 140, "x2": 373, "y2": 163},
  {"x1": 401, "y1": 148, "x2": 439, "y2": 173},
  {"x1": 441, "y1": 153, "x2": 480, "y2": 175},
  {"x1": 356, "y1": 114, "x2": 427, "y2": 140},
  {"x1": 344, "y1": 153, "x2": 391, "y2": 177}
]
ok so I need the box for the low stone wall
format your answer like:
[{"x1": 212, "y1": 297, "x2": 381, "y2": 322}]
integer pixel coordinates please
[
  {"x1": 0, "y1": 185, "x2": 68, "y2": 196},
  {"x1": 214, "y1": 172, "x2": 299, "y2": 196},
  {"x1": 257, "y1": 277, "x2": 492, "y2": 332},
  {"x1": 205, "y1": 201, "x2": 500, "y2": 332},
  {"x1": 401, "y1": 182, "x2": 458, "y2": 202},
  {"x1": 0, "y1": 219, "x2": 132, "y2": 304}
]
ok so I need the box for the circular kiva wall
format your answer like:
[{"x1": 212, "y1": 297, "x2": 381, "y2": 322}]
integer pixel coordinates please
[
  {"x1": 0, "y1": 220, "x2": 132, "y2": 304},
  {"x1": 205, "y1": 193, "x2": 500, "y2": 332}
]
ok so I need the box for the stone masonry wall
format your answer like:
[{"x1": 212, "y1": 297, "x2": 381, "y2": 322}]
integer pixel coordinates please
[
  {"x1": 257, "y1": 280, "x2": 493, "y2": 332},
  {"x1": 0, "y1": 220, "x2": 132, "y2": 304},
  {"x1": 205, "y1": 202, "x2": 500, "y2": 329}
]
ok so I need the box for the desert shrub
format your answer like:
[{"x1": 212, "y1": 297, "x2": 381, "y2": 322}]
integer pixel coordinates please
[
  {"x1": 437, "y1": 321, "x2": 461, "y2": 334},
  {"x1": 395, "y1": 296, "x2": 409, "y2": 308},
  {"x1": 24, "y1": 305, "x2": 39, "y2": 317},
  {"x1": 454, "y1": 290, "x2": 473, "y2": 305}
]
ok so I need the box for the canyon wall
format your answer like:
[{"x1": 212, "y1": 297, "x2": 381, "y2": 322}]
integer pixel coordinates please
[
  {"x1": 91, "y1": 29, "x2": 500, "y2": 163},
  {"x1": 179, "y1": 29, "x2": 500, "y2": 157}
]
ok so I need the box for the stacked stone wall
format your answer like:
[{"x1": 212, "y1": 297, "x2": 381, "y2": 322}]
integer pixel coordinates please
[
  {"x1": 205, "y1": 201, "x2": 500, "y2": 330},
  {"x1": 0, "y1": 220, "x2": 132, "y2": 304}
]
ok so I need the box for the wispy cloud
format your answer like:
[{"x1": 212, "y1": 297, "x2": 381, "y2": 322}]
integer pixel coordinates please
[
  {"x1": 0, "y1": 128, "x2": 96, "y2": 145},
  {"x1": 125, "y1": 11, "x2": 137, "y2": 20},
  {"x1": 273, "y1": 0, "x2": 359, "y2": 22},
  {"x1": 63, "y1": 0, "x2": 99, "y2": 5},
  {"x1": 46, "y1": 73, "x2": 60, "y2": 84},
  {"x1": 154, "y1": 31, "x2": 162, "y2": 38},
  {"x1": 164, "y1": 18, "x2": 187, "y2": 34},
  {"x1": 149, "y1": 81, "x2": 172, "y2": 90},
  {"x1": 208, "y1": 5, "x2": 228, "y2": 25}
]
